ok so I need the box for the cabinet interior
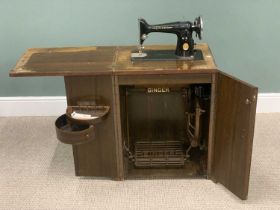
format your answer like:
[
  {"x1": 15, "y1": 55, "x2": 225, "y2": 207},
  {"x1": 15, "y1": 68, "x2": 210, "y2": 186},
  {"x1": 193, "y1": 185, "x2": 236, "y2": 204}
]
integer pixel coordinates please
[{"x1": 119, "y1": 83, "x2": 211, "y2": 178}]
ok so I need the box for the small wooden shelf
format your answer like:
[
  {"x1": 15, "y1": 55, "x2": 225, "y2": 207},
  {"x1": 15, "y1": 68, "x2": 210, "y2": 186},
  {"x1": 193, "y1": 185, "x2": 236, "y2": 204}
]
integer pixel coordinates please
[{"x1": 66, "y1": 105, "x2": 110, "y2": 125}]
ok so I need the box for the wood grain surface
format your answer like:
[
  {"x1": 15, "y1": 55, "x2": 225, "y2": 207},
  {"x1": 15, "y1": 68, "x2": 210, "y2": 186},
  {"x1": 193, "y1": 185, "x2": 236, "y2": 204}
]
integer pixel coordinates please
[
  {"x1": 9, "y1": 43, "x2": 258, "y2": 200},
  {"x1": 212, "y1": 71, "x2": 258, "y2": 199},
  {"x1": 64, "y1": 76, "x2": 121, "y2": 179},
  {"x1": 10, "y1": 44, "x2": 217, "y2": 77}
]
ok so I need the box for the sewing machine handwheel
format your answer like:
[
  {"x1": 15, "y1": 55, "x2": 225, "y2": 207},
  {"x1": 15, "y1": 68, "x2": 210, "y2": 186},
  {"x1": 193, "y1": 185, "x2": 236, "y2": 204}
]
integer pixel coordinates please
[{"x1": 194, "y1": 16, "x2": 203, "y2": 40}]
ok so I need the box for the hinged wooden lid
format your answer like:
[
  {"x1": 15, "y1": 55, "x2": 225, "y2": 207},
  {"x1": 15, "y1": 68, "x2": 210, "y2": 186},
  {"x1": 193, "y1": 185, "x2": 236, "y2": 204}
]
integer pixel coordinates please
[{"x1": 10, "y1": 44, "x2": 217, "y2": 77}]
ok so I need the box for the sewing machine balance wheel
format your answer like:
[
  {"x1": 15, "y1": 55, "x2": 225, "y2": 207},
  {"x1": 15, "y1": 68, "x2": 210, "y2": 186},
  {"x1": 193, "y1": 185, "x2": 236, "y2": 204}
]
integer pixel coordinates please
[{"x1": 195, "y1": 16, "x2": 203, "y2": 40}]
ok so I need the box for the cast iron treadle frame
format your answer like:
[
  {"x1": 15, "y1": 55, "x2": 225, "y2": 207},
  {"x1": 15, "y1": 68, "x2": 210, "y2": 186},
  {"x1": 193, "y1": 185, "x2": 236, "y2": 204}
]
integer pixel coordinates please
[{"x1": 134, "y1": 141, "x2": 185, "y2": 168}]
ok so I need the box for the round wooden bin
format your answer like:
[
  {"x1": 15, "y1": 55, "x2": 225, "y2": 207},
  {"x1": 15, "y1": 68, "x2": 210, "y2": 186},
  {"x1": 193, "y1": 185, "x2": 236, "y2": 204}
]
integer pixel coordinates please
[{"x1": 55, "y1": 114, "x2": 95, "y2": 145}]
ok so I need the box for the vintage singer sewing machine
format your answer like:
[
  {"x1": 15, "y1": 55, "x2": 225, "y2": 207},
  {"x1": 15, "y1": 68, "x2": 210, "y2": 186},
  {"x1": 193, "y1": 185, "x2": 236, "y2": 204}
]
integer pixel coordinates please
[
  {"x1": 10, "y1": 17, "x2": 257, "y2": 200},
  {"x1": 132, "y1": 16, "x2": 203, "y2": 60}
]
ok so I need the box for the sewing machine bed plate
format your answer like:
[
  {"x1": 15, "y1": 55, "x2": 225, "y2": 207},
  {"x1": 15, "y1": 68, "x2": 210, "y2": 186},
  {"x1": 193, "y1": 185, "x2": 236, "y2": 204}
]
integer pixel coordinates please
[{"x1": 131, "y1": 49, "x2": 203, "y2": 61}]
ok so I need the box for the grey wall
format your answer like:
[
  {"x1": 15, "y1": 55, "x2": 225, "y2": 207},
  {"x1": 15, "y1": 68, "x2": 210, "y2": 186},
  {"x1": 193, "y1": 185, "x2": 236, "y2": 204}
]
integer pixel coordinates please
[{"x1": 1, "y1": 0, "x2": 279, "y2": 96}]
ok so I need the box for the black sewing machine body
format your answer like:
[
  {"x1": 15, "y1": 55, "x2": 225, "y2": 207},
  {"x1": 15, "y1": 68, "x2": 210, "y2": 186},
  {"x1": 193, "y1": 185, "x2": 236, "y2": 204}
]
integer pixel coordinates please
[{"x1": 132, "y1": 16, "x2": 203, "y2": 61}]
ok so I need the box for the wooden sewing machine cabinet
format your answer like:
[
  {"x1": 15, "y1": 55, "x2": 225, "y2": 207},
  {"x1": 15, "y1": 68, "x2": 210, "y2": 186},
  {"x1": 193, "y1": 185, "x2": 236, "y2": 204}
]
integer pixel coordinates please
[{"x1": 10, "y1": 44, "x2": 258, "y2": 200}]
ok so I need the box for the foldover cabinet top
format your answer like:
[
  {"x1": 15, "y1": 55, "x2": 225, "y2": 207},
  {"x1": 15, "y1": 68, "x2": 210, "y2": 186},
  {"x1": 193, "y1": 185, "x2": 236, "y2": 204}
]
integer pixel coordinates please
[{"x1": 10, "y1": 44, "x2": 217, "y2": 77}]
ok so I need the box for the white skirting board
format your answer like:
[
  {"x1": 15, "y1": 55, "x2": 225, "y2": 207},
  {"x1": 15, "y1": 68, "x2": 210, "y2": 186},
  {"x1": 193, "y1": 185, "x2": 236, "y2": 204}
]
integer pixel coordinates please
[
  {"x1": 0, "y1": 97, "x2": 67, "y2": 117},
  {"x1": 0, "y1": 94, "x2": 279, "y2": 116},
  {"x1": 256, "y1": 93, "x2": 280, "y2": 113}
]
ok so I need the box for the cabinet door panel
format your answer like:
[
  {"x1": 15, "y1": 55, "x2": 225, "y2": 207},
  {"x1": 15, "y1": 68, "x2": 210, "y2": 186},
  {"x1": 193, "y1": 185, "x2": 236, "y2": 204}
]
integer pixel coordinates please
[{"x1": 212, "y1": 71, "x2": 258, "y2": 199}]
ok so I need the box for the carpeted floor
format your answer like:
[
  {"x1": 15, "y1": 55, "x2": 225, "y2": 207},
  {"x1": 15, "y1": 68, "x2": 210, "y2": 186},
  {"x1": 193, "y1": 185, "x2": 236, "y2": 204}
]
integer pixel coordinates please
[{"x1": 0, "y1": 114, "x2": 279, "y2": 210}]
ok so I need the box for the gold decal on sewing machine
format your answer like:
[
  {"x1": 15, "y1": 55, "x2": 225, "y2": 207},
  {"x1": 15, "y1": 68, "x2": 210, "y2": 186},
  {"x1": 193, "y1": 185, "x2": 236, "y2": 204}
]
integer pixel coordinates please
[
  {"x1": 147, "y1": 87, "x2": 170, "y2": 93},
  {"x1": 183, "y1": 43, "x2": 189, "y2": 50}
]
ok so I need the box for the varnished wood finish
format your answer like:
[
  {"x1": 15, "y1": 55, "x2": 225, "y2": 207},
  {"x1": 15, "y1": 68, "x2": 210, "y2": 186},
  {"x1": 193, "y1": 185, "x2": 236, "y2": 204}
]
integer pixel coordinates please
[
  {"x1": 10, "y1": 46, "x2": 115, "y2": 76},
  {"x1": 55, "y1": 114, "x2": 95, "y2": 145},
  {"x1": 112, "y1": 76, "x2": 125, "y2": 180},
  {"x1": 64, "y1": 76, "x2": 121, "y2": 179},
  {"x1": 212, "y1": 71, "x2": 258, "y2": 200},
  {"x1": 10, "y1": 44, "x2": 217, "y2": 77},
  {"x1": 125, "y1": 86, "x2": 187, "y2": 146},
  {"x1": 118, "y1": 73, "x2": 211, "y2": 85},
  {"x1": 9, "y1": 43, "x2": 258, "y2": 200},
  {"x1": 207, "y1": 73, "x2": 217, "y2": 178}
]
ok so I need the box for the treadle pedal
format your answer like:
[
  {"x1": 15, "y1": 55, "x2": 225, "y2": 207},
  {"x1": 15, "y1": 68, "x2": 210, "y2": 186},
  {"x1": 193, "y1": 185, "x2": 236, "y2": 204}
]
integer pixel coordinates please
[{"x1": 134, "y1": 141, "x2": 185, "y2": 168}]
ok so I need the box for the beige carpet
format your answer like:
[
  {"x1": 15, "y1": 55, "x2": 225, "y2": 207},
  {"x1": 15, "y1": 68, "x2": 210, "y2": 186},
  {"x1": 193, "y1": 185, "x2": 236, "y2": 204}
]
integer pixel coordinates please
[{"x1": 0, "y1": 114, "x2": 279, "y2": 210}]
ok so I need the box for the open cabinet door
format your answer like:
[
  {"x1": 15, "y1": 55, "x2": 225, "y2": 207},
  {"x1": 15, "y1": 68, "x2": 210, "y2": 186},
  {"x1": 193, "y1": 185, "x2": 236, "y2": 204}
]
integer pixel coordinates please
[{"x1": 212, "y1": 71, "x2": 258, "y2": 200}]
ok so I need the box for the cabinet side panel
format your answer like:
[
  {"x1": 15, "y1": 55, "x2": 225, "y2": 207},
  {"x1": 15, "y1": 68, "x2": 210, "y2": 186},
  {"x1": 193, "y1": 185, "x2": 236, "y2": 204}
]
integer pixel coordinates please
[
  {"x1": 64, "y1": 76, "x2": 119, "y2": 179},
  {"x1": 112, "y1": 76, "x2": 125, "y2": 180},
  {"x1": 207, "y1": 73, "x2": 217, "y2": 178},
  {"x1": 212, "y1": 71, "x2": 258, "y2": 199}
]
